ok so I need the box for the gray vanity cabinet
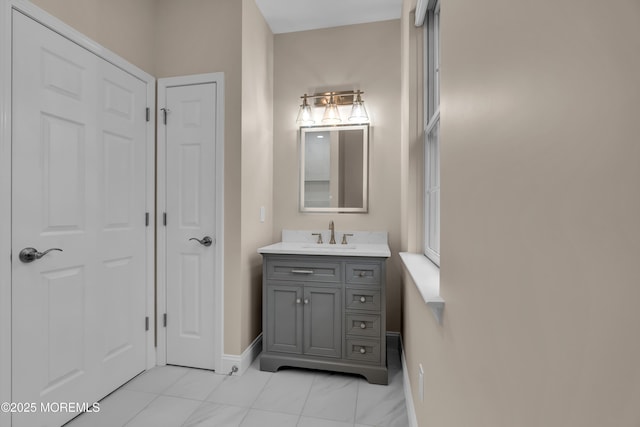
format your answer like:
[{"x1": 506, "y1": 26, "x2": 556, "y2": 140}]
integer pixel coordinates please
[{"x1": 261, "y1": 254, "x2": 388, "y2": 385}]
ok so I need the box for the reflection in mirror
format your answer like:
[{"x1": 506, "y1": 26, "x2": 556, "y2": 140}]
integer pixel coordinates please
[{"x1": 300, "y1": 125, "x2": 368, "y2": 213}]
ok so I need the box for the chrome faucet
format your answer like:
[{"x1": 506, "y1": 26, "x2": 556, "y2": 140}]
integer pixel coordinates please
[{"x1": 329, "y1": 220, "x2": 336, "y2": 244}]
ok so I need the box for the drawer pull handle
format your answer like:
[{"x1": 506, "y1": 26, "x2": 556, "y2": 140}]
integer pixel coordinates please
[
  {"x1": 291, "y1": 269, "x2": 314, "y2": 274},
  {"x1": 359, "y1": 296, "x2": 366, "y2": 303},
  {"x1": 360, "y1": 347, "x2": 366, "y2": 354},
  {"x1": 360, "y1": 322, "x2": 367, "y2": 329},
  {"x1": 359, "y1": 271, "x2": 366, "y2": 277}
]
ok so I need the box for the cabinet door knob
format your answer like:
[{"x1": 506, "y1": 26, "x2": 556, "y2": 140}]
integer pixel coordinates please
[
  {"x1": 296, "y1": 298, "x2": 301, "y2": 304},
  {"x1": 360, "y1": 322, "x2": 366, "y2": 329},
  {"x1": 359, "y1": 296, "x2": 366, "y2": 303},
  {"x1": 360, "y1": 347, "x2": 366, "y2": 354},
  {"x1": 304, "y1": 298, "x2": 309, "y2": 304}
]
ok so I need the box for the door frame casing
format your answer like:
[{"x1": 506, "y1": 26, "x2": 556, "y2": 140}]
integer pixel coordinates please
[
  {"x1": 156, "y1": 73, "x2": 225, "y2": 371},
  {"x1": 0, "y1": 2, "x2": 157, "y2": 426}
]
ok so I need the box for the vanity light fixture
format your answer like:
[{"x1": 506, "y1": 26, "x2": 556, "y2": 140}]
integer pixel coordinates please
[{"x1": 296, "y1": 90, "x2": 369, "y2": 126}]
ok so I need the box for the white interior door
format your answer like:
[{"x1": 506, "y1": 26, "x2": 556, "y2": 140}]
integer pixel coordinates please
[
  {"x1": 11, "y1": 11, "x2": 148, "y2": 427},
  {"x1": 162, "y1": 81, "x2": 218, "y2": 370}
]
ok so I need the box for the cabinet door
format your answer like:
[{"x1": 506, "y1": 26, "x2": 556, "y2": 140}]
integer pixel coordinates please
[
  {"x1": 303, "y1": 287, "x2": 342, "y2": 358},
  {"x1": 266, "y1": 285, "x2": 303, "y2": 354}
]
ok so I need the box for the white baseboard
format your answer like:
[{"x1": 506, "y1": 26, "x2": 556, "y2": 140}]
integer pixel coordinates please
[
  {"x1": 221, "y1": 333, "x2": 262, "y2": 376},
  {"x1": 400, "y1": 336, "x2": 420, "y2": 427}
]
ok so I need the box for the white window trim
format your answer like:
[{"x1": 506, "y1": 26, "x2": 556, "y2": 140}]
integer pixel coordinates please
[
  {"x1": 404, "y1": 0, "x2": 445, "y2": 324},
  {"x1": 424, "y1": 110, "x2": 440, "y2": 266},
  {"x1": 423, "y1": 0, "x2": 441, "y2": 266},
  {"x1": 399, "y1": 252, "x2": 443, "y2": 324}
]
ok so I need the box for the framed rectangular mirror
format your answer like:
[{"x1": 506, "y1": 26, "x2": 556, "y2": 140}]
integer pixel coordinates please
[{"x1": 300, "y1": 124, "x2": 369, "y2": 213}]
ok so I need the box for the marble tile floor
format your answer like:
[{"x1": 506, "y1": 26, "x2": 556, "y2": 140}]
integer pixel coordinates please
[{"x1": 64, "y1": 344, "x2": 409, "y2": 427}]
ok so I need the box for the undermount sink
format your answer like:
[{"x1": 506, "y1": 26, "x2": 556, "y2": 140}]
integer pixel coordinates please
[{"x1": 302, "y1": 244, "x2": 357, "y2": 250}]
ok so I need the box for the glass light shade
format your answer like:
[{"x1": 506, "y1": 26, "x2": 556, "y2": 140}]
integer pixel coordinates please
[
  {"x1": 321, "y1": 99, "x2": 341, "y2": 124},
  {"x1": 296, "y1": 104, "x2": 314, "y2": 126},
  {"x1": 349, "y1": 100, "x2": 369, "y2": 123}
]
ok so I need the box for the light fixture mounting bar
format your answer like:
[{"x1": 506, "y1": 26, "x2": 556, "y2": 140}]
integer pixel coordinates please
[{"x1": 300, "y1": 90, "x2": 364, "y2": 107}]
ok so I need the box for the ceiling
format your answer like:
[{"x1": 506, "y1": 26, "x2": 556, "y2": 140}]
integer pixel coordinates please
[{"x1": 254, "y1": 0, "x2": 403, "y2": 34}]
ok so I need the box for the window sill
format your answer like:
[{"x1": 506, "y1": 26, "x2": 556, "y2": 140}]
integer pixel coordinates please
[{"x1": 399, "y1": 252, "x2": 444, "y2": 324}]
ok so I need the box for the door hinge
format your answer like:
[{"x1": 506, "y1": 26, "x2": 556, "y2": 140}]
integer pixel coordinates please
[
  {"x1": 145, "y1": 316, "x2": 149, "y2": 331},
  {"x1": 163, "y1": 313, "x2": 167, "y2": 327},
  {"x1": 161, "y1": 108, "x2": 170, "y2": 125},
  {"x1": 146, "y1": 107, "x2": 150, "y2": 122},
  {"x1": 163, "y1": 212, "x2": 167, "y2": 226},
  {"x1": 145, "y1": 212, "x2": 150, "y2": 226}
]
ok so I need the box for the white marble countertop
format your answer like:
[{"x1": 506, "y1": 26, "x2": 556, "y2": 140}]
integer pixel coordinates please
[{"x1": 257, "y1": 229, "x2": 391, "y2": 258}]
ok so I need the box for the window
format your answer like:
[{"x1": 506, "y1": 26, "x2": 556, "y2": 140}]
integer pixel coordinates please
[{"x1": 424, "y1": 1, "x2": 440, "y2": 265}]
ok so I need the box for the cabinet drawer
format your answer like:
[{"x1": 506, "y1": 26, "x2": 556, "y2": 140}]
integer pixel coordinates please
[
  {"x1": 266, "y1": 259, "x2": 342, "y2": 283},
  {"x1": 346, "y1": 263, "x2": 381, "y2": 286},
  {"x1": 346, "y1": 288, "x2": 381, "y2": 311},
  {"x1": 345, "y1": 313, "x2": 381, "y2": 338},
  {"x1": 345, "y1": 339, "x2": 381, "y2": 364}
]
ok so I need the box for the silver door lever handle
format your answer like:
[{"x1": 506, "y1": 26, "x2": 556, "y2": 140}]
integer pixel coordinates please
[
  {"x1": 19, "y1": 247, "x2": 63, "y2": 263},
  {"x1": 189, "y1": 236, "x2": 213, "y2": 247}
]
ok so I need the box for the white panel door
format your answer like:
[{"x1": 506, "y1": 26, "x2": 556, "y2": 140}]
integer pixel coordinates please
[
  {"x1": 95, "y1": 32, "x2": 148, "y2": 395},
  {"x1": 164, "y1": 82, "x2": 217, "y2": 370},
  {"x1": 11, "y1": 11, "x2": 147, "y2": 427}
]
